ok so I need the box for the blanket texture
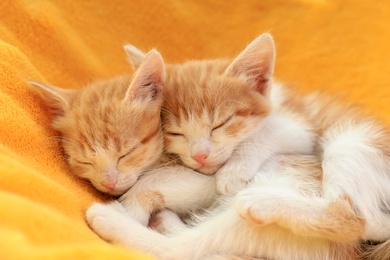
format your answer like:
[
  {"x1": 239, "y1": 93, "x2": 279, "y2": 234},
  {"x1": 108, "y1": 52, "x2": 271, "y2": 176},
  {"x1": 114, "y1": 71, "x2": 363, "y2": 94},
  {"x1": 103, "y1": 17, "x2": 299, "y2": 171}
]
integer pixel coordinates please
[{"x1": 1, "y1": 0, "x2": 390, "y2": 259}]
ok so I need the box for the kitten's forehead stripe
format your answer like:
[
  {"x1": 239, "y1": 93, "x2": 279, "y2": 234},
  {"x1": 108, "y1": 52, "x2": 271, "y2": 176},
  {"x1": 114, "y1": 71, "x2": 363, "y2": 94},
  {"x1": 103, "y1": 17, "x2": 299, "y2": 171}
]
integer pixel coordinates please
[
  {"x1": 113, "y1": 135, "x2": 121, "y2": 152},
  {"x1": 102, "y1": 131, "x2": 110, "y2": 150},
  {"x1": 202, "y1": 109, "x2": 211, "y2": 127},
  {"x1": 79, "y1": 131, "x2": 94, "y2": 154}
]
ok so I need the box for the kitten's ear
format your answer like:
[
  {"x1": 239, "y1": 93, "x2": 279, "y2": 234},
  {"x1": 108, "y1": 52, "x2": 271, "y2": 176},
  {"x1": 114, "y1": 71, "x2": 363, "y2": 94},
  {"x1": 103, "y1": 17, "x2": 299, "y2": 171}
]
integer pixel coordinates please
[
  {"x1": 125, "y1": 50, "x2": 165, "y2": 103},
  {"x1": 225, "y1": 33, "x2": 275, "y2": 96},
  {"x1": 124, "y1": 44, "x2": 146, "y2": 70},
  {"x1": 28, "y1": 80, "x2": 75, "y2": 115}
]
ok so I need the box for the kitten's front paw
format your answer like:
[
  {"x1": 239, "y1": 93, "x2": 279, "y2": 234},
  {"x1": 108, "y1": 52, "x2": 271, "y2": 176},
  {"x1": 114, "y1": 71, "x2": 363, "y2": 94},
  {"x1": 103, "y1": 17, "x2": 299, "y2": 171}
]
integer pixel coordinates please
[
  {"x1": 216, "y1": 168, "x2": 255, "y2": 195},
  {"x1": 149, "y1": 209, "x2": 186, "y2": 235},
  {"x1": 86, "y1": 202, "x2": 129, "y2": 242}
]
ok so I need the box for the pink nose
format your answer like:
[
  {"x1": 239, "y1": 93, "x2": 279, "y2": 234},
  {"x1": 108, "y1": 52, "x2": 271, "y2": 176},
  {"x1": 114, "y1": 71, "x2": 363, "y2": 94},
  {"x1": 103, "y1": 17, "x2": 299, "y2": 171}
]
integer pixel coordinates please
[
  {"x1": 192, "y1": 154, "x2": 208, "y2": 165},
  {"x1": 101, "y1": 180, "x2": 117, "y2": 190}
]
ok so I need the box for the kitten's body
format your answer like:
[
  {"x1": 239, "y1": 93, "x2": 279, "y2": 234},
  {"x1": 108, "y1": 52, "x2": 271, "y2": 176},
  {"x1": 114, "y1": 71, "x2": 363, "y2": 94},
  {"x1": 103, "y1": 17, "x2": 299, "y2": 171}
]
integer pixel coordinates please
[{"x1": 87, "y1": 35, "x2": 390, "y2": 259}]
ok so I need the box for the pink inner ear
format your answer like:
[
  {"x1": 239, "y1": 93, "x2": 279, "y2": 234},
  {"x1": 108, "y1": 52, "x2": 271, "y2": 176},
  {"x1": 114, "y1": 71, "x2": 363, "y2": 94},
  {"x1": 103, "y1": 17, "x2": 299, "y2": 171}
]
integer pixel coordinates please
[
  {"x1": 253, "y1": 72, "x2": 272, "y2": 96},
  {"x1": 125, "y1": 50, "x2": 165, "y2": 101},
  {"x1": 127, "y1": 72, "x2": 163, "y2": 100},
  {"x1": 226, "y1": 34, "x2": 275, "y2": 95},
  {"x1": 29, "y1": 80, "x2": 75, "y2": 115}
]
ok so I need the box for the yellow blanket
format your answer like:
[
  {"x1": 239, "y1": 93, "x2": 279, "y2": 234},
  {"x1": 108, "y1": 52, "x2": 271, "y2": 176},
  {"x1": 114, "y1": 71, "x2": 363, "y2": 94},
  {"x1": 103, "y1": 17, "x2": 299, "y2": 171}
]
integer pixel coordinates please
[{"x1": 1, "y1": 0, "x2": 390, "y2": 259}]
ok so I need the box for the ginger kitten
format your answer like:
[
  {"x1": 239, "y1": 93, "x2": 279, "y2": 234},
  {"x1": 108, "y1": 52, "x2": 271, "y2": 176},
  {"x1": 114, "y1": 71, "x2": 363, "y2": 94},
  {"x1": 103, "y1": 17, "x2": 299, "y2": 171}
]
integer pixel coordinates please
[{"x1": 30, "y1": 50, "x2": 165, "y2": 196}]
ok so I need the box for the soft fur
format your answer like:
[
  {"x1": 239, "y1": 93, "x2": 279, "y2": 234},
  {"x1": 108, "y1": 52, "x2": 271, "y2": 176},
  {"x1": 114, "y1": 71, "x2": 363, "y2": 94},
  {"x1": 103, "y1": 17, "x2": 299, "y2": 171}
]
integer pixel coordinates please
[
  {"x1": 30, "y1": 51, "x2": 165, "y2": 196},
  {"x1": 86, "y1": 34, "x2": 390, "y2": 259}
]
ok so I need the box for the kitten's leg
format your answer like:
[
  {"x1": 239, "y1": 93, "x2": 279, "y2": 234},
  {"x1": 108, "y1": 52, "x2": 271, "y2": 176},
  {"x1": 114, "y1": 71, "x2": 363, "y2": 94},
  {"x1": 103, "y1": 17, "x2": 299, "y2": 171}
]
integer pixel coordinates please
[
  {"x1": 118, "y1": 165, "x2": 217, "y2": 225},
  {"x1": 88, "y1": 201, "x2": 265, "y2": 259},
  {"x1": 321, "y1": 122, "x2": 390, "y2": 240},
  {"x1": 86, "y1": 194, "x2": 354, "y2": 260},
  {"x1": 234, "y1": 156, "x2": 365, "y2": 242},
  {"x1": 87, "y1": 200, "x2": 253, "y2": 259},
  {"x1": 236, "y1": 185, "x2": 365, "y2": 242},
  {"x1": 216, "y1": 113, "x2": 315, "y2": 195}
]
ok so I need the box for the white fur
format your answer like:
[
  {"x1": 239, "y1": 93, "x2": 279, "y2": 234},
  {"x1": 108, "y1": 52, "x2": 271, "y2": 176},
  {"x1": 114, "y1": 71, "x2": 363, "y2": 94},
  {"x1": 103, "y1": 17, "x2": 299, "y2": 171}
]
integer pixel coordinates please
[
  {"x1": 320, "y1": 122, "x2": 390, "y2": 240},
  {"x1": 216, "y1": 111, "x2": 316, "y2": 194}
]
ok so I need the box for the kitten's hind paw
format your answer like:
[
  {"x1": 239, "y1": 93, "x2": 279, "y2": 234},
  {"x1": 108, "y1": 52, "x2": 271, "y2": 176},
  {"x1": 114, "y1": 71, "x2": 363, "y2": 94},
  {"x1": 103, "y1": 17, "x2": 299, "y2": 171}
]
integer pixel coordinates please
[{"x1": 149, "y1": 209, "x2": 187, "y2": 235}]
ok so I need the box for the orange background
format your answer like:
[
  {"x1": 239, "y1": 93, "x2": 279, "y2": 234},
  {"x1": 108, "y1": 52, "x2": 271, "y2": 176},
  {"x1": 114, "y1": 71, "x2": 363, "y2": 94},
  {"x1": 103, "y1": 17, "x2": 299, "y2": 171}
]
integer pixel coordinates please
[{"x1": 1, "y1": 0, "x2": 390, "y2": 259}]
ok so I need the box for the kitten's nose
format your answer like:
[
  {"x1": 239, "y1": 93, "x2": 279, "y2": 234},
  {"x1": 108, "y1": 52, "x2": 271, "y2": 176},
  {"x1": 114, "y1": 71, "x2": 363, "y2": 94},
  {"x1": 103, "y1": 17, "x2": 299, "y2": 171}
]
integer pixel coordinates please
[
  {"x1": 101, "y1": 180, "x2": 117, "y2": 190},
  {"x1": 192, "y1": 154, "x2": 208, "y2": 165}
]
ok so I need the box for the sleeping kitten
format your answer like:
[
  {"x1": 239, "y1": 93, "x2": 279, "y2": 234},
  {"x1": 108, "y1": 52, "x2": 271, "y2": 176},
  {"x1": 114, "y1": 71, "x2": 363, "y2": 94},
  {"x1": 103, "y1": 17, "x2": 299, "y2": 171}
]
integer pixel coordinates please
[
  {"x1": 30, "y1": 50, "x2": 165, "y2": 196},
  {"x1": 86, "y1": 34, "x2": 390, "y2": 259}
]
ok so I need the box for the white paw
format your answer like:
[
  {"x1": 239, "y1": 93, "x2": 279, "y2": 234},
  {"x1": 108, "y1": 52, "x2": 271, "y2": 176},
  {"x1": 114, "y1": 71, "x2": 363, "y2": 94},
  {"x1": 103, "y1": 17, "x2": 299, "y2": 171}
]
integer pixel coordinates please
[
  {"x1": 235, "y1": 188, "x2": 281, "y2": 225},
  {"x1": 216, "y1": 167, "x2": 255, "y2": 195},
  {"x1": 85, "y1": 202, "x2": 129, "y2": 242},
  {"x1": 149, "y1": 209, "x2": 185, "y2": 235}
]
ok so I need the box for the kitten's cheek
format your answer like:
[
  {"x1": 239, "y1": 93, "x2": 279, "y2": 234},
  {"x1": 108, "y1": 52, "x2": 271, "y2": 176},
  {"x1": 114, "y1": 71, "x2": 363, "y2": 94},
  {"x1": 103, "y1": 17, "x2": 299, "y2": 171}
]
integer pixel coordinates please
[
  {"x1": 70, "y1": 164, "x2": 90, "y2": 176},
  {"x1": 106, "y1": 189, "x2": 128, "y2": 196},
  {"x1": 74, "y1": 171, "x2": 93, "y2": 184}
]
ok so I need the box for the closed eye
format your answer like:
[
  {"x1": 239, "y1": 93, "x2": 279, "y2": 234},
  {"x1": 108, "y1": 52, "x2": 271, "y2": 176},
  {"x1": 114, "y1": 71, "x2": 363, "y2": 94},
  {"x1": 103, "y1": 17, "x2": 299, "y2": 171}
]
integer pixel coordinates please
[
  {"x1": 212, "y1": 115, "x2": 233, "y2": 131},
  {"x1": 75, "y1": 159, "x2": 93, "y2": 166},
  {"x1": 118, "y1": 145, "x2": 139, "y2": 162},
  {"x1": 166, "y1": 132, "x2": 184, "y2": 137}
]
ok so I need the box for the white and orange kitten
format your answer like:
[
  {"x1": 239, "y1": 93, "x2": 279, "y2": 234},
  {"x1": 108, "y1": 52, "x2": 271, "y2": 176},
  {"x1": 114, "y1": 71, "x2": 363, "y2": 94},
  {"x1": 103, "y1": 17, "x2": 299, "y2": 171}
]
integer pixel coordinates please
[
  {"x1": 30, "y1": 50, "x2": 166, "y2": 196},
  {"x1": 85, "y1": 34, "x2": 390, "y2": 259}
]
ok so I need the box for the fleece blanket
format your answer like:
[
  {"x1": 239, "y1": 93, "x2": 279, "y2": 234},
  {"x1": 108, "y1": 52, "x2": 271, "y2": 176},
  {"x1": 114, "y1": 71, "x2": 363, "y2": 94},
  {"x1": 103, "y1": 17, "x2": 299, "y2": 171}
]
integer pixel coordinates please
[{"x1": 1, "y1": 0, "x2": 390, "y2": 259}]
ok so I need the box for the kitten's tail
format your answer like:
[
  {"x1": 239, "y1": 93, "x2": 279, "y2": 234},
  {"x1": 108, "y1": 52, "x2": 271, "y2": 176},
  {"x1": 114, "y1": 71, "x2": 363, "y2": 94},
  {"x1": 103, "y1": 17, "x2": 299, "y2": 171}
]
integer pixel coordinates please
[{"x1": 360, "y1": 239, "x2": 390, "y2": 260}]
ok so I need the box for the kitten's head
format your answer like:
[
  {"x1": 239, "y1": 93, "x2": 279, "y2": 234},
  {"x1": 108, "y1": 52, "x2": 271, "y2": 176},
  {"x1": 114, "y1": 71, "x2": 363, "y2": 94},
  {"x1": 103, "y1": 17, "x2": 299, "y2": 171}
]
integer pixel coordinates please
[
  {"x1": 164, "y1": 34, "x2": 275, "y2": 174},
  {"x1": 30, "y1": 51, "x2": 165, "y2": 195},
  {"x1": 126, "y1": 34, "x2": 275, "y2": 175}
]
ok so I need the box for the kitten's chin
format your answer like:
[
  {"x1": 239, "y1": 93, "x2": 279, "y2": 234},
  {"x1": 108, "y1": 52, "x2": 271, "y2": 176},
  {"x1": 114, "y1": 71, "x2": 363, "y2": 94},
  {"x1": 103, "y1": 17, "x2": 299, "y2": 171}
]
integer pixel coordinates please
[
  {"x1": 98, "y1": 182, "x2": 135, "y2": 196},
  {"x1": 104, "y1": 188, "x2": 128, "y2": 196},
  {"x1": 195, "y1": 165, "x2": 221, "y2": 175}
]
